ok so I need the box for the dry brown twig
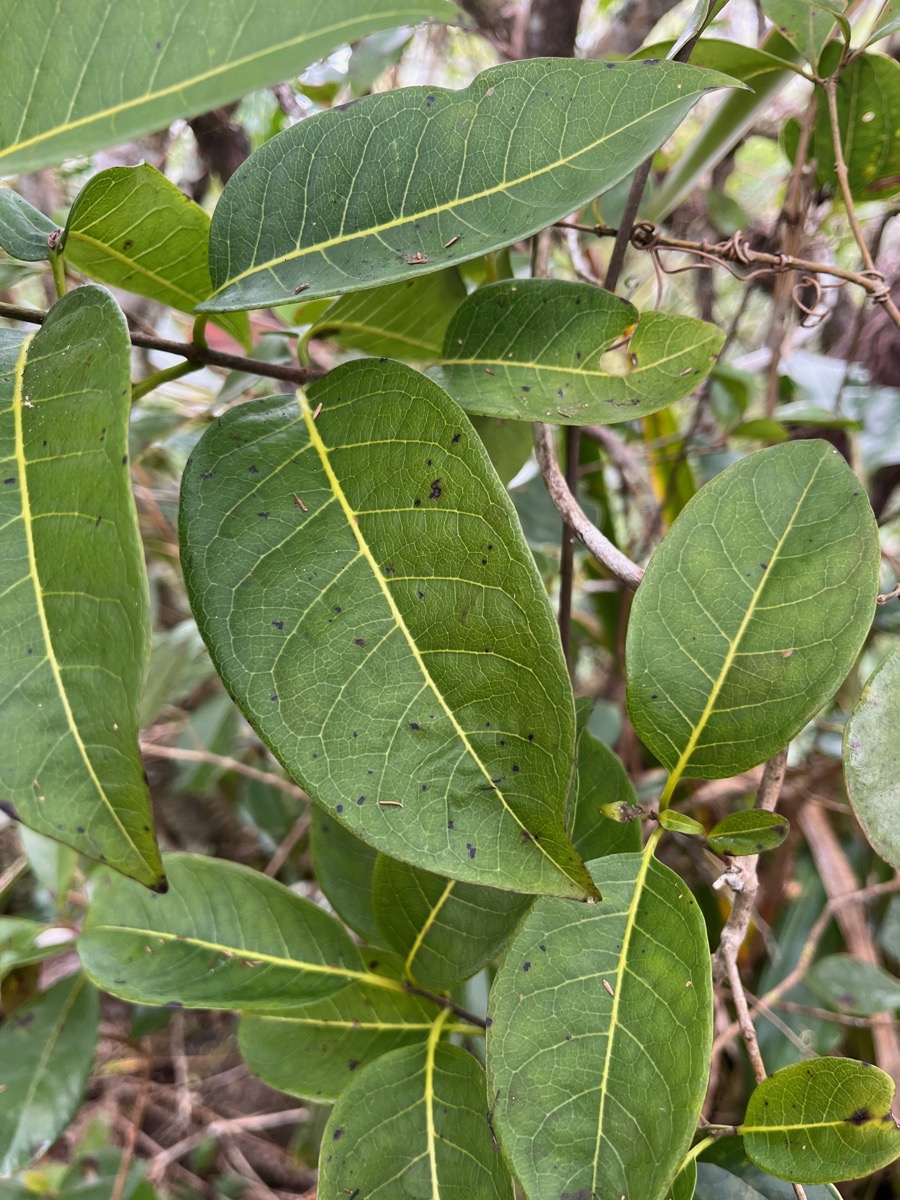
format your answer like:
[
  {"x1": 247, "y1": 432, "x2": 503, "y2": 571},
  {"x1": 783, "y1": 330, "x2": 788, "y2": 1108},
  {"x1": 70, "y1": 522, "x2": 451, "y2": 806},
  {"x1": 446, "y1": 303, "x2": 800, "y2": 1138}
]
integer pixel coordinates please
[{"x1": 139, "y1": 740, "x2": 308, "y2": 802}]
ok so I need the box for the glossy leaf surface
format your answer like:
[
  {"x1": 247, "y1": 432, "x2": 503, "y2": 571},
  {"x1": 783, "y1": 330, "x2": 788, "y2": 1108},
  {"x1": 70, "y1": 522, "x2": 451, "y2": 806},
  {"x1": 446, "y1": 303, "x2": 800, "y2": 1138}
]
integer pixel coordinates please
[
  {"x1": 0, "y1": 188, "x2": 57, "y2": 261},
  {"x1": 201, "y1": 58, "x2": 735, "y2": 312},
  {"x1": 428, "y1": 281, "x2": 723, "y2": 425},
  {"x1": 310, "y1": 269, "x2": 466, "y2": 360},
  {"x1": 63, "y1": 165, "x2": 249, "y2": 348},
  {"x1": 0, "y1": 287, "x2": 163, "y2": 886},
  {"x1": 319, "y1": 1039, "x2": 512, "y2": 1198},
  {"x1": 706, "y1": 810, "x2": 790, "y2": 856},
  {"x1": 239, "y1": 950, "x2": 440, "y2": 1102},
  {"x1": 627, "y1": 442, "x2": 879, "y2": 780},
  {"x1": 487, "y1": 853, "x2": 713, "y2": 1200},
  {"x1": 0, "y1": 0, "x2": 455, "y2": 173},
  {"x1": 741, "y1": 1058, "x2": 900, "y2": 1182},
  {"x1": 807, "y1": 954, "x2": 900, "y2": 1014},
  {"x1": 0, "y1": 974, "x2": 99, "y2": 1175},
  {"x1": 372, "y1": 855, "x2": 531, "y2": 990},
  {"x1": 844, "y1": 644, "x2": 900, "y2": 868},
  {"x1": 180, "y1": 359, "x2": 593, "y2": 899},
  {"x1": 659, "y1": 809, "x2": 705, "y2": 836},
  {"x1": 79, "y1": 853, "x2": 369, "y2": 1011}
]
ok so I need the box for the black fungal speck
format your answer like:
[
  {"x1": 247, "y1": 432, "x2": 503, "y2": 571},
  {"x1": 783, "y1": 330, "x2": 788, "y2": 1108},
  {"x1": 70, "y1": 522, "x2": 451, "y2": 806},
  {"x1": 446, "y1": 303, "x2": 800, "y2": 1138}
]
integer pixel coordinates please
[
  {"x1": 417, "y1": 590, "x2": 425, "y2": 600},
  {"x1": 122, "y1": 455, "x2": 128, "y2": 465},
  {"x1": 357, "y1": 796, "x2": 366, "y2": 805},
  {"x1": 333, "y1": 1128, "x2": 344, "y2": 1141},
  {"x1": 414, "y1": 498, "x2": 421, "y2": 506},
  {"x1": 272, "y1": 620, "x2": 284, "y2": 630},
  {"x1": 523, "y1": 962, "x2": 531, "y2": 972},
  {"x1": 336, "y1": 804, "x2": 343, "y2": 813},
  {"x1": 485, "y1": 1017, "x2": 493, "y2": 1028},
  {"x1": 257, "y1": 511, "x2": 269, "y2": 519},
  {"x1": 348, "y1": 1059, "x2": 360, "y2": 1071},
  {"x1": 448, "y1": 820, "x2": 454, "y2": 829},
  {"x1": 3, "y1": 477, "x2": 16, "y2": 486},
  {"x1": 467, "y1": 843, "x2": 476, "y2": 859},
  {"x1": 410, "y1": 722, "x2": 420, "y2": 730},
  {"x1": 847, "y1": 1108, "x2": 871, "y2": 1126},
  {"x1": 429, "y1": 479, "x2": 442, "y2": 499},
  {"x1": 521, "y1": 385, "x2": 531, "y2": 393},
  {"x1": 76, "y1": 825, "x2": 85, "y2": 833},
  {"x1": 270, "y1": 694, "x2": 278, "y2": 702},
  {"x1": 512, "y1": 764, "x2": 519, "y2": 773},
  {"x1": 249, "y1": 464, "x2": 258, "y2": 473},
  {"x1": 452, "y1": 433, "x2": 460, "y2": 443},
  {"x1": 528, "y1": 733, "x2": 534, "y2": 741},
  {"x1": 481, "y1": 558, "x2": 487, "y2": 565},
  {"x1": 354, "y1": 638, "x2": 366, "y2": 646}
]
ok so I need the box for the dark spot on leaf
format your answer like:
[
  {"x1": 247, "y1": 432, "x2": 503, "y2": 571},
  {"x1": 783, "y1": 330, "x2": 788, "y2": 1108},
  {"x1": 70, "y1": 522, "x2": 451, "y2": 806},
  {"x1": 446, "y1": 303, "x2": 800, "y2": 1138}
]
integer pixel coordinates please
[
  {"x1": 429, "y1": 479, "x2": 442, "y2": 499},
  {"x1": 122, "y1": 455, "x2": 128, "y2": 464},
  {"x1": 410, "y1": 722, "x2": 420, "y2": 730},
  {"x1": 448, "y1": 820, "x2": 454, "y2": 829},
  {"x1": 257, "y1": 512, "x2": 269, "y2": 519},
  {"x1": 336, "y1": 804, "x2": 343, "y2": 813},
  {"x1": 418, "y1": 590, "x2": 425, "y2": 599},
  {"x1": 354, "y1": 638, "x2": 366, "y2": 646},
  {"x1": 485, "y1": 1017, "x2": 493, "y2": 1028},
  {"x1": 414, "y1": 498, "x2": 421, "y2": 506},
  {"x1": 14, "y1": 1012, "x2": 35, "y2": 1029},
  {"x1": 3, "y1": 477, "x2": 15, "y2": 485},
  {"x1": 76, "y1": 825, "x2": 85, "y2": 833},
  {"x1": 334, "y1": 606, "x2": 342, "y2": 613},
  {"x1": 643, "y1": 57, "x2": 660, "y2": 64},
  {"x1": 122, "y1": 239, "x2": 133, "y2": 251},
  {"x1": 847, "y1": 1108, "x2": 872, "y2": 1126},
  {"x1": 523, "y1": 961, "x2": 531, "y2": 972},
  {"x1": 271, "y1": 694, "x2": 278, "y2": 702},
  {"x1": 512, "y1": 764, "x2": 519, "y2": 772},
  {"x1": 272, "y1": 620, "x2": 284, "y2": 630},
  {"x1": 333, "y1": 1127, "x2": 344, "y2": 1140},
  {"x1": 26, "y1": 648, "x2": 32, "y2": 655},
  {"x1": 482, "y1": 558, "x2": 487, "y2": 565},
  {"x1": 348, "y1": 1059, "x2": 360, "y2": 1071},
  {"x1": 760, "y1": 562, "x2": 768, "y2": 571},
  {"x1": 427, "y1": 459, "x2": 432, "y2": 466},
  {"x1": 557, "y1": 388, "x2": 564, "y2": 398},
  {"x1": 452, "y1": 433, "x2": 460, "y2": 443},
  {"x1": 249, "y1": 464, "x2": 258, "y2": 473},
  {"x1": 485, "y1": 721, "x2": 491, "y2": 728},
  {"x1": 528, "y1": 733, "x2": 534, "y2": 741},
  {"x1": 94, "y1": 516, "x2": 102, "y2": 527},
  {"x1": 521, "y1": 385, "x2": 531, "y2": 392},
  {"x1": 467, "y1": 843, "x2": 476, "y2": 859}
]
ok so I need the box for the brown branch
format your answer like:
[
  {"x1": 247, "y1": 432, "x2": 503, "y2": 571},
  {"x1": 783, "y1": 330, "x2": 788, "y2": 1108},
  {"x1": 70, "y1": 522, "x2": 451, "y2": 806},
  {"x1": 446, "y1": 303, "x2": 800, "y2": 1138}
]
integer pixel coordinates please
[
  {"x1": 139, "y1": 741, "x2": 309, "y2": 802},
  {"x1": 0, "y1": 301, "x2": 318, "y2": 387},
  {"x1": 525, "y1": 0, "x2": 583, "y2": 59},
  {"x1": 533, "y1": 422, "x2": 644, "y2": 589},
  {"x1": 823, "y1": 74, "x2": 900, "y2": 331}
]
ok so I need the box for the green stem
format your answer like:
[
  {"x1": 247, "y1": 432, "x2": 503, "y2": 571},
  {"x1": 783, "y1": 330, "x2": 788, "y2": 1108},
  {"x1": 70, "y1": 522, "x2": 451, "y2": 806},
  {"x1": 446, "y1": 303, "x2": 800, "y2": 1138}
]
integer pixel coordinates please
[
  {"x1": 49, "y1": 252, "x2": 67, "y2": 299},
  {"x1": 192, "y1": 313, "x2": 209, "y2": 350},
  {"x1": 674, "y1": 1133, "x2": 717, "y2": 1175},
  {"x1": 131, "y1": 359, "x2": 203, "y2": 402}
]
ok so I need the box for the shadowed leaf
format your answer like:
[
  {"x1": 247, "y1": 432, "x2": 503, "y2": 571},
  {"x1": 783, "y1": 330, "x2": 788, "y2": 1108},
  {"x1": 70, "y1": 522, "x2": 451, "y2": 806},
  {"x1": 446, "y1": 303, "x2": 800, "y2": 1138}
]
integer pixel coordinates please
[{"x1": 844, "y1": 644, "x2": 900, "y2": 868}]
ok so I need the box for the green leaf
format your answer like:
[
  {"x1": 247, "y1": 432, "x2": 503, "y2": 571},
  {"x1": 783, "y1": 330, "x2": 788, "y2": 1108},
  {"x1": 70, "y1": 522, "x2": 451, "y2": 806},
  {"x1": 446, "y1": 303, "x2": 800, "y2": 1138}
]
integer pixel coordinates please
[
  {"x1": 740, "y1": 1058, "x2": 900, "y2": 1183},
  {"x1": 706, "y1": 811, "x2": 790, "y2": 856},
  {"x1": 311, "y1": 808, "x2": 384, "y2": 945},
  {"x1": 239, "y1": 950, "x2": 441, "y2": 1102},
  {"x1": 0, "y1": 0, "x2": 456, "y2": 174},
  {"x1": 487, "y1": 852, "x2": 713, "y2": 1200},
  {"x1": 807, "y1": 954, "x2": 900, "y2": 1015},
  {"x1": 627, "y1": 442, "x2": 879, "y2": 781},
  {"x1": 427, "y1": 280, "x2": 723, "y2": 425},
  {"x1": 0, "y1": 918, "x2": 74, "y2": 980},
  {"x1": 699, "y1": 1136, "x2": 840, "y2": 1198},
  {"x1": 863, "y1": 0, "x2": 900, "y2": 48},
  {"x1": 63, "y1": 165, "x2": 249, "y2": 349},
  {"x1": 568, "y1": 728, "x2": 642, "y2": 860},
  {"x1": 659, "y1": 809, "x2": 706, "y2": 836},
  {"x1": 762, "y1": 0, "x2": 843, "y2": 64},
  {"x1": 0, "y1": 974, "x2": 99, "y2": 1175},
  {"x1": 0, "y1": 188, "x2": 58, "y2": 262},
  {"x1": 668, "y1": 1159, "x2": 697, "y2": 1200},
  {"x1": 310, "y1": 269, "x2": 466, "y2": 360},
  {"x1": 810, "y1": 52, "x2": 900, "y2": 201},
  {"x1": 200, "y1": 58, "x2": 738, "y2": 312},
  {"x1": 0, "y1": 287, "x2": 163, "y2": 887},
  {"x1": 319, "y1": 1036, "x2": 512, "y2": 1198},
  {"x1": 844, "y1": 644, "x2": 900, "y2": 868},
  {"x1": 78, "y1": 852, "x2": 374, "y2": 1011},
  {"x1": 372, "y1": 856, "x2": 531, "y2": 990},
  {"x1": 468, "y1": 415, "x2": 533, "y2": 487},
  {"x1": 180, "y1": 358, "x2": 594, "y2": 899}
]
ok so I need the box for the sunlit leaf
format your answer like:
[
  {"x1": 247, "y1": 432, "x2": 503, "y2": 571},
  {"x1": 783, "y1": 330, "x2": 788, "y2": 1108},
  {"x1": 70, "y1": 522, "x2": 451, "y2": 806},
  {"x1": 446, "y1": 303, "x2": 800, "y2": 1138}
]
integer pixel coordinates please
[
  {"x1": 319, "y1": 1038, "x2": 512, "y2": 1198},
  {"x1": 239, "y1": 950, "x2": 441, "y2": 1102},
  {"x1": 200, "y1": 58, "x2": 737, "y2": 312},
  {"x1": 487, "y1": 853, "x2": 713, "y2": 1200},
  {"x1": 740, "y1": 1058, "x2": 900, "y2": 1182},
  {"x1": 0, "y1": 975, "x2": 98, "y2": 1175},
  {"x1": 706, "y1": 811, "x2": 790, "y2": 856},
  {"x1": 79, "y1": 853, "x2": 372, "y2": 1011},
  {"x1": 180, "y1": 359, "x2": 594, "y2": 899},
  {"x1": 0, "y1": 0, "x2": 456, "y2": 173},
  {"x1": 0, "y1": 287, "x2": 163, "y2": 886},
  {"x1": 844, "y1": 644, "x2": 900, "y2": 868},
  {"x1": 428, "y1": 280, "x2": 723, "y2": 425},
  {"x1": 63, "y1": 165, "x2": 250, "y2": 348},
  {"x1": 627, "y1": 442, "x2": 879, "y2": 780},
  {"x1": 372, "y1": 856, "x2": 531, "y2": 990}
]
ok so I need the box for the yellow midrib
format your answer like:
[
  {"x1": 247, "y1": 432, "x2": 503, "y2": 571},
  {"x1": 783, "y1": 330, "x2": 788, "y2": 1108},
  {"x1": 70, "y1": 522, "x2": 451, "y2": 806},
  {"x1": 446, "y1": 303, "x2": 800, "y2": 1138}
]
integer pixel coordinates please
[
  {"x1": 740, "y1": 1117, "x2": 888, "y2": 1133},
  {"x1": 16, "y1": 975, "x2": 86, "y2": 1128},
  {"x1": 440, "y1": 338, "x2": 714, "y2": 381},
  {"x1": 424, "y1": 1008, "x2": 452, "y2": 1196},
  {"x1": 405, "y1": 878, "x2": 456, "y2": 982},
  {"x1": 661, "y1": 452, "x2": 826, "y2": 793},
  {"x1": 591, "y1": 841, "x2": 657, "y2": 1192},
  {"x1": 298, "y1": 390, "x2": 577, "y2": 892},
  {"x1": 89, "y1": 924, "x2": 405, "y2": 993},
  {"x1": 12, "y1": 335, "x2": 142, "y2": 861},
  {"x1": 67, "y1": 228, "x2": 198, "y2": 307},
  {"x1": 1, "y1": 10, "x2": 424, "y2": 160},
  {"x1": 214, "y1": 87, "x2": 709, "y2": 295}
]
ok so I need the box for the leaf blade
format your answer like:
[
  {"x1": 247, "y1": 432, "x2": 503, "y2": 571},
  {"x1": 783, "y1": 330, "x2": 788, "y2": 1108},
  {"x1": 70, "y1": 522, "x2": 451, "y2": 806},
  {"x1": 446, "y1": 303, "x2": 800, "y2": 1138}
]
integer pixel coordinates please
[
  {"x1": 0, "y1": 287, "x2": 162, "y2": 886},
  {"x1": 180, "y1": 360, "x2": 593, "y2": 898},
  {"x1": 627, "y1": 442, "x2": 879, "y2": 780},
  {"x1": 843, "y1": 644, "x2": 900, "y2": 868},
  {"x1": 201, "y1": 58, "x2": 738, "y2": 312},
  {"x1": 0, "y1": 0, "x2": 456, "y2": 173}
]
